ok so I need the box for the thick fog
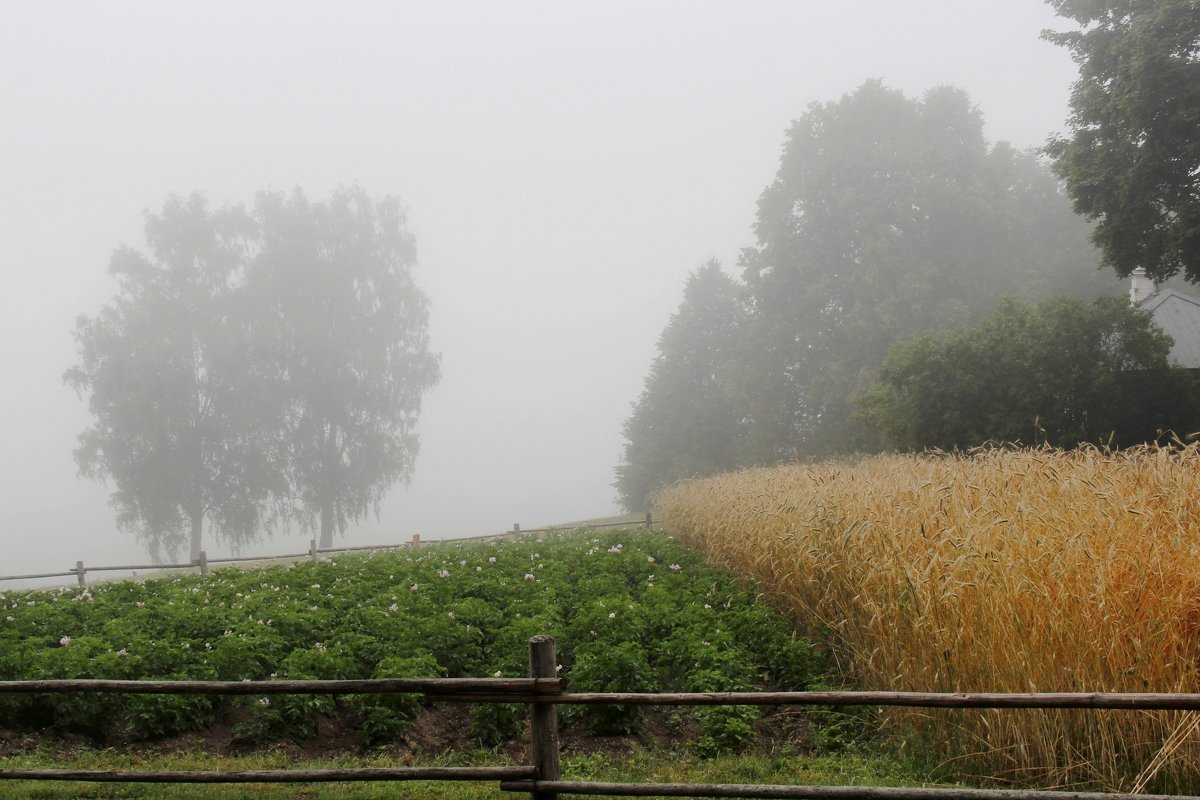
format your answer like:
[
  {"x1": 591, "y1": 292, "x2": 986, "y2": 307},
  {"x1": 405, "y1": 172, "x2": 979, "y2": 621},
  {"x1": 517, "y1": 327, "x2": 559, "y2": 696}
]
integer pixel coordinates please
[{"x1": 1, "y1": 1, "x2": 1079, "y2": 580}]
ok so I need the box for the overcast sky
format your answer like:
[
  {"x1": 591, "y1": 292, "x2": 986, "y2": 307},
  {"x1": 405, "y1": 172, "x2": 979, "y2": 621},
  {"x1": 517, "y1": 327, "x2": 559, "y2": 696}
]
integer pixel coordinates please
[{"x1": 0, "y1": 0, "x2": 1084, "y2": 582}]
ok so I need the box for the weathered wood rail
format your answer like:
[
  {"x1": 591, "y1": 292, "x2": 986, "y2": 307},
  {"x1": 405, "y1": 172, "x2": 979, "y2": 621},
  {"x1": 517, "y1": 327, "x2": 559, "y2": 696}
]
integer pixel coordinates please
[{"x1": 3, "y1": 636, "x2": 1199, "y2": 799}]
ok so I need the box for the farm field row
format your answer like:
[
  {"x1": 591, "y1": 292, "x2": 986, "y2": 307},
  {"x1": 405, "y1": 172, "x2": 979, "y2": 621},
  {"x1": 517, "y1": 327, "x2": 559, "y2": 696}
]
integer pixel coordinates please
[
  {"x1": 0, "y1": 530, "x2": 829, "y2": 761},
  {"x1": 657, "y1": 445, "x2": 1200, "y2": 792}
]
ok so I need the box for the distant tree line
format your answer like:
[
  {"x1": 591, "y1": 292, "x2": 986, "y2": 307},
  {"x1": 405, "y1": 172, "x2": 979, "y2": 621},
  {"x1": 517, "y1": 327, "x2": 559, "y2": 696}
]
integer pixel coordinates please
[
  {"x1": 66, "y1": 187, "x2": 440, "y2": 561},
  {"x1": 617, "y1": 68, "x2": 1200, "y2": 511}
]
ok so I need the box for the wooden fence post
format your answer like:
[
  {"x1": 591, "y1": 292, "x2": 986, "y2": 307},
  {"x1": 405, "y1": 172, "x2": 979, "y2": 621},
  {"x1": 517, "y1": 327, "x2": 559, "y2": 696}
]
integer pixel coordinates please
[
  {"x1": 309, "y1": 539, "x2": 318, "y2": 562},
  {"x1": 513, "y1": 523, "x2": 520, "y2": 537},
  {"x1": 197, "y1": 551, "x2": 208, "y2": 577},
  {"x1": 411, "y1": 533, "x2": 421, "y2": 550},
  {"x1": 75, "y1": 561, "x2": 85, "y2": 588},
  {"x1": 528, "y1": 636, "x2": 560, "y2": 800},
  {"x1": 645, "y1": 512, "x2": 652, "y2": 528}
]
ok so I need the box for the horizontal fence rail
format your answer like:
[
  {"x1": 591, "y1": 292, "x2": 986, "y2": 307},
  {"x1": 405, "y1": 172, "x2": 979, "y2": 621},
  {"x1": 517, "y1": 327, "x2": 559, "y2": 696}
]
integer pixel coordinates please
[
  {"x1": 3, "y1": 766, "x2": 537, "y2": 784},
  {"x1": 6, "y1": 682, "x2": 1199, "y2": 711},
  {"x1": 0, "y1": 677, "x2": 562, "y2": 700},
  {"x1": 551, "y1": 690, "x2": 1200, "y2": 711},
  {"x1": 0, "y1": 637, "x2": 563, "y2": 795},
  {"x1": 4, "y1": 637, "x2": 1200, "y2": 798},
  {"x1": 0, "y1": 515, "x2": 654, "y2": 588},
  {"x1": 495, "y1": 782, "x2": 1198, "y2": 800},
  {"x1": 508, "y1": 514, "x2": 654, "y2": 536}
]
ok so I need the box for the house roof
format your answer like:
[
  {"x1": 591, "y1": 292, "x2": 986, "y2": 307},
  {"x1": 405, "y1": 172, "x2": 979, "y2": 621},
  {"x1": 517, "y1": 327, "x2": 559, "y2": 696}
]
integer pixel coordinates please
[{"x1": 1139, "y1": 289, "x2": 1200, "y2": 369}]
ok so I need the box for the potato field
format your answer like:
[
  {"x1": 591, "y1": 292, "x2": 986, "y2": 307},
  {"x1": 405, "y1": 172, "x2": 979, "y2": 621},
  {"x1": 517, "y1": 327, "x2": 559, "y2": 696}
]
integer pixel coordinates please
[{"x1": 0, "y1": 530, "x2": 823, "y2": 759}]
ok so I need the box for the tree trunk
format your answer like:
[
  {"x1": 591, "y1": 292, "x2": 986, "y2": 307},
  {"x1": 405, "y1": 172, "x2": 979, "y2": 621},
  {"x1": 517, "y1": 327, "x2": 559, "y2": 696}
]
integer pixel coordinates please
[
  {"x1": 318, "y1": 422, "x2": 338, "y2": 551},
  {"x1": 189, "y1": 514, "x2": 203, "y2": 563},
  {"x1": 319, "y1": 501, "x2": 334, "y2": 550}
]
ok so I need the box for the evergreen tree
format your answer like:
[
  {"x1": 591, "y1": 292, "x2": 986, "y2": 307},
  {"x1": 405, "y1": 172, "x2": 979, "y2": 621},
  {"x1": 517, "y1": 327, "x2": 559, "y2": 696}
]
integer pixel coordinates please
[{"x1": 616, "y1": 261, "x2": 746, "y2": 512}]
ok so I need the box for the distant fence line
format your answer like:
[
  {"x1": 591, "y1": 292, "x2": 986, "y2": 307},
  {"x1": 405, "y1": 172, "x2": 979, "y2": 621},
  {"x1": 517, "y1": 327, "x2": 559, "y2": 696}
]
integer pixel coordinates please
[{"x1": 0, "y1": 514, "x2": 655, "y2": 588}]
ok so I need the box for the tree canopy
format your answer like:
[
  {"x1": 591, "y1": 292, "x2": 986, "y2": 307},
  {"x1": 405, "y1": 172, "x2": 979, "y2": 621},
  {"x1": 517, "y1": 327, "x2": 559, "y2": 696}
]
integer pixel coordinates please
[
  {"x1": 67, "y1": 187, "x2": 439, "y2": 559},
  {"x1": 618, "y1": 82, "x2": 1131, "y2": 506},
  {"x1": 616, "y1": 261, "x2": 747, "y2": 512},
  {"x1": 249, "y1": 187, "x2": 441, "y2": 548},
  {"x1": 1044, "y1": 0, "x2": 1200, "y2": 282},
  {"x1": 855, "y1": 295, "x2": 1198, "y2": 451},
  {"x1": 737, "y1": 80, "x2": 1116, "y2": 462},
  {"x1": 65, "y1": 195, "x2": 279, "y2": 561}
]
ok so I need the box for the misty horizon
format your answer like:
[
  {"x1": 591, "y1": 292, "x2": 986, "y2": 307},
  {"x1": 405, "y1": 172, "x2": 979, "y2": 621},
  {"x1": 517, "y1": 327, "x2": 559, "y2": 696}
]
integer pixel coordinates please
[{"x1": 2, "y1": 1, "x2": 1100, "y2": 586}]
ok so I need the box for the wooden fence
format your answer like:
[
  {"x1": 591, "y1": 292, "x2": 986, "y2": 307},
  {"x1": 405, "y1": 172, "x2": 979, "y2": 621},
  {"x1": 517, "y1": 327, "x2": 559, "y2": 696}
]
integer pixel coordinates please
[
  {"x1": 3, "y1": 636, "x2": 1200, "y2": 799},
  {"x1": 0, "y1": 514, "x2": 655, "y2": 588}
]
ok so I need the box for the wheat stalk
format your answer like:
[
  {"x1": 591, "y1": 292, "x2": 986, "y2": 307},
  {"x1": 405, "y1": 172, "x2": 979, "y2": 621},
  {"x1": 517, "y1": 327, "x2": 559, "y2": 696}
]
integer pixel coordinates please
[{"x1": 657, "y1": 445, "x2": 1200, "y2": 791}]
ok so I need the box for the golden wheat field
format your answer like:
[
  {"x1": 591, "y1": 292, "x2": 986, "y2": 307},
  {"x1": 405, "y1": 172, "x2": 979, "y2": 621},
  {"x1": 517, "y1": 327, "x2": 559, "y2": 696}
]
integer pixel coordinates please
[{"x1": 656, "y1": 445, "x2": 1200, "y2": 791}]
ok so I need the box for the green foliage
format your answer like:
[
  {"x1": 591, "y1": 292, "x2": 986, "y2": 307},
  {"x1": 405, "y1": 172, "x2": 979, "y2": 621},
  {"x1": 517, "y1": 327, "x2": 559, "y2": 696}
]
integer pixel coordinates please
[
  {"x1": 125, "y1": 680, "x2": 217, "y2": 741},
  {"x1": 806, "y1": 683, "x2": 880, "y2": 754},
  {"x1": 736, "y1": 80, "x2": 1119, "y2": 462},
  {"x1": 568, "y1": 642, "x2": 656, "y2": 734},
  {"x1": 684, "y1": 649, "x2": 762, "y2": 758},
  {"x1": 279, "y1": 642, "x2": 359, "y2": 680},
  {"x1": 469, "y1": 702, "x2": 526, "y2": 748},
  {"x1": 233, "y1": 693, "x2": 334, "y2": 744},
  {"x1": 351, "y1": 652, "x2": 442, "y2": 749},
  {"x1": 768, "y1": 638, "x2": 823, "y2": 690},
  {"x1": 620, "y1": 82, "x2": 1121, "y2": 499},
  {"x1": 229, "y1": 642, "x2": 350, "y2": 744},
  {"x1": 616, "y1": 260, "x2": 749, "y2": 512},
  {"x1": 0, "y1": 531, "x2": 827, "y2": 754},
  {"x1": 204, "y1": 630, "x2": 285, "y2": 681},
  {"x1": 693, "y1": 706, "x2": 758, "y2": 758},
  {"x1": 1045, "y1": 0, "x2": 1200, "y2": 282},
  {"x1": 855, "y1": 295, "x2": 1200, "y2": 450}
]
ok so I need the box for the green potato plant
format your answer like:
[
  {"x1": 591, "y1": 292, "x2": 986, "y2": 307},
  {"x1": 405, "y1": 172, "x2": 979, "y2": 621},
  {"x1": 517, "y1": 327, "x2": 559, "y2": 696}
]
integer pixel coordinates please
[{"x1": 0, "y1": 530, "x2": 826, "y2": 754}]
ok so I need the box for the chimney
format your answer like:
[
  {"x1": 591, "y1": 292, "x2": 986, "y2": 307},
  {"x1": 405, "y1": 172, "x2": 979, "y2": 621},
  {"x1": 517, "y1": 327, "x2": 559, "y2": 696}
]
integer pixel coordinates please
[{"x1": 1130, "y1": 267, "x2": 1157, "y2": 305}]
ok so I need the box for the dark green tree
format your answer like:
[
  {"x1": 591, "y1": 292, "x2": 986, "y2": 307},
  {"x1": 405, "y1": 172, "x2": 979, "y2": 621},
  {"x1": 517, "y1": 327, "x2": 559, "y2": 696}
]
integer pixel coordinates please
[
  {"x1": 616, "y1": 261, "x2": 747, "y2": 512},
  {"x1": 65, "y1": 195, "x2": 280, "y2": 561},
  {"x1": 855, "y1": 295, "x2": 1198, "y2": 451},
  {"x1": 1044, "y1": 0, "x2": 1200, "y2": 282},
  {"x1": 248, "y1": 187, "x2": 441, "y2": 549},
  {"x1": 739, "y1": 80, "x2": 1117, "y2": 462}
]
